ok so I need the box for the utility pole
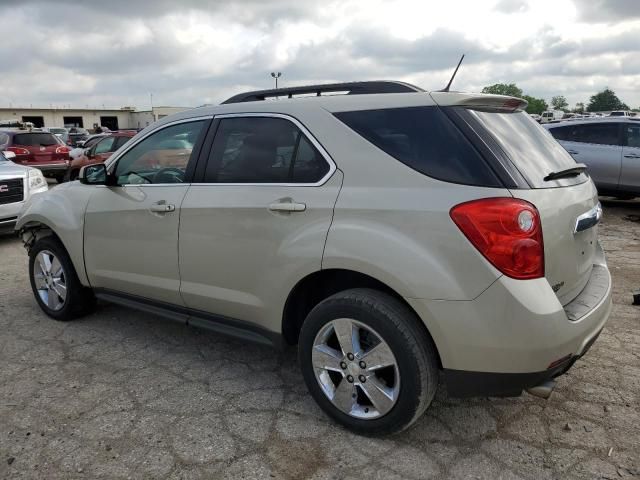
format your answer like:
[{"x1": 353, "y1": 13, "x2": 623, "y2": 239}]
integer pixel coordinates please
[{"x1": 270, "y1": 72, "x2": 282, "y2": 89}]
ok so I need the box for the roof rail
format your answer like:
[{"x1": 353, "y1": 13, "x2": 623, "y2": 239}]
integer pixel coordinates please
[{"x1": 221, "y1": 80, "x2": 424, "y2": 104}]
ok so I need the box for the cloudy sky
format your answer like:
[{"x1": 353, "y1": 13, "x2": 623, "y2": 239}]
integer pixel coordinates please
[{"x1": 1, "y1": 0, "x2": 639, "y2": 110}]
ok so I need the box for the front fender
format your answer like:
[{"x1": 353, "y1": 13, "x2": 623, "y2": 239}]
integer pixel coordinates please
[{"x1": 16, "y1": 182, "x2": 93, "y2": 286}]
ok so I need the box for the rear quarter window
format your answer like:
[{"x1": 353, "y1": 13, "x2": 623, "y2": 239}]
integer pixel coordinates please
[{"x1": 334, "y1": 106, "x2": 501, "y2": 187}]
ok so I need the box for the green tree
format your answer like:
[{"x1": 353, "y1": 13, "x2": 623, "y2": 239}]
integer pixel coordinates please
[
  {"x1": 522, "y1": 95, "x2": 548, "y2": 115},
  {"x1": 587, "y1": 88, "x2": 629, "y2": 112},
  {"x1": 551, "y1": 95, "x2": 569, "y2": 111},
  {"x1": 481, "y1": 83, "x2": 523, "y2": 98},
  {"x1": 574, "y1": 102, "x2": 585, "y2": 113}
]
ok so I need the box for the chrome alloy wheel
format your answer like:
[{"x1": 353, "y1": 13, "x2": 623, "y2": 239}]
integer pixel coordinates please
[
  {"x1": 33, "y1": 250, "x2": 67, "y2": 311},
  {"x1": 311, "y1": 318, "x2": 400, "y2": 419}
]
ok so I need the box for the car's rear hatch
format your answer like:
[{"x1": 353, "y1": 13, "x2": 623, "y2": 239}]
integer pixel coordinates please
[
  {"x1": 13, "y1": 132, "x2": 69, "y2": 166},
  {"x1": 432, "y1": 92, "x2": 600, "y2": 305}
]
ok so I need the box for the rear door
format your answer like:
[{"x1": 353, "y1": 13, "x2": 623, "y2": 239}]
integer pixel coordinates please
[
  {"x1": 549, "y1": 122, "x2": 622, "y2": 194},
  {"x1": 178, "y1": 114, "x2": 341, "y2": 331},
  {"x1": 620, "y1": 123, "x2": 640, "y2": 195}
]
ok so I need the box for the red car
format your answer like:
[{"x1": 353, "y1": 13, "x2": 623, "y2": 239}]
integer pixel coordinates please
[
  {"x1": 67, "y1": 131, "x2": 136, "y2": 181},
  {"x1": 0, "y1": 130, "x2": 70, "y2": 182}
]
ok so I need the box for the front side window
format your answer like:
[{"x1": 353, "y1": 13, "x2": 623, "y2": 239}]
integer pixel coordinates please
[
  {"x1": 624, "y1": 124, "x2": 640, "y2": 148},
  {"x1": 205, "y1": 116, "x2": 330, "y2": 184},
  {"x1": 114, "y1": 120, "x2": 205, "y2": 185},
  {"x1": 94, "y1": 137, "x2": 116, "y2": 155}
]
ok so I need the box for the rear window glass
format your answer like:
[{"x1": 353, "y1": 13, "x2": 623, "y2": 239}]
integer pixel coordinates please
[
  {"x1": 13, "y1": 133, "x2": 59, "y2": 146},
  {"x1": 334, "y1": 106, "x2": 501, "y2": 187},
  {"x1": 467, "y1": 110, "x2": 587, "y2": 188}
]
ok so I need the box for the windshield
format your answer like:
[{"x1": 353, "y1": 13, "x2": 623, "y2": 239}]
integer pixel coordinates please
[
  {"x1": 466, "y1": 109, "x2": 588, "y2": 188},
  {"x1": 0, "y1": 151, "x2": 7, "y2": 162},
  {"x1": 14, "y1": 132, "x2": 60, "y2": 146}
]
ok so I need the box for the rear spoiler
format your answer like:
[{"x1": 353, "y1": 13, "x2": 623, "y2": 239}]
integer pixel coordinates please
[{"x1": 430, "y1": 92, "x2": 528, "y2": 112}]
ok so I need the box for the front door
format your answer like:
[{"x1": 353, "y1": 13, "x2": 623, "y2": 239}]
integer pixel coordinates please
[
  {"x1": 620, "y1": 123, "x2": 640, "y2": 195},
  {"x1": 179, "y1": 114, "x2": 341, "y2": 332},
  {"x1": 83, "y1": 118, "x2": 210, "y2": 305}
]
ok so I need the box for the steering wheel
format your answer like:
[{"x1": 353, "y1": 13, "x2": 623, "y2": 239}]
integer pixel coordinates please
[{"x1": 153, "y1": 167, "x2": 185, "y2": 184}]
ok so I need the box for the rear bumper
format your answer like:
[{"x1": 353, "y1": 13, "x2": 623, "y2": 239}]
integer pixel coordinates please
[
  {"x1": 444, "y1": 328, "x2": 602, "y2": 397},
  {"x1": 406, "y1": 242, "x2": 612, "y2": 397}
]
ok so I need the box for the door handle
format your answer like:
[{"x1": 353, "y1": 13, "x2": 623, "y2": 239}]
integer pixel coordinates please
[
  {"x1": 268, "y1": 202, "x2": 306, "y2": 212},
  {"x1": 566, "y1": 150, "x2": 579, "y2": 155},
  {"x1": 149, "y1": 203, "x2": 175, "y2": 213},
  {"x1": 623, "y1": 154, "x2": 640, "y2": 158}
]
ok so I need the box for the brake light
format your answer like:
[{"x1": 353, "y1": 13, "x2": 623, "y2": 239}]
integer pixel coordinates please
[
  {"x1": 55, "y1": 146, "x2": 70, "y2": 154},
  {"x1": 450, "y1": 198, "x2": 544, "y2": 280},
  {"x1": 6, "y1": 146, "x2": 30, "y2": 156}
]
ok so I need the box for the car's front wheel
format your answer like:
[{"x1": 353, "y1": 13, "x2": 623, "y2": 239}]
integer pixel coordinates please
[
  {"x1": 298, "y1": 288, "x2": 439, "y2": 435},
  {"x1": 29, "y1": 236, "x2": 96, "y2": 321}
]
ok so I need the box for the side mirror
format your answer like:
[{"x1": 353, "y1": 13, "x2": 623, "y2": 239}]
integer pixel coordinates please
[
  {"x1": 3, "y1": 150, "x2": 16, "y2": 160},
  {"x1": 79, "y1": 163, "x2": 107, "y2": 185}
]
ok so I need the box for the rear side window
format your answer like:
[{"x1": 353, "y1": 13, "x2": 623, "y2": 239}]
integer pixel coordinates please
[
  {"x1": 205, "y1": 116, "x2": 330, "y2": 184},
  {"x1": 13, "y1": 133, "x2": 59, "y2": 146},
  {"x1": 334, "y1": 106, "x2": 501, "y2": 187}
]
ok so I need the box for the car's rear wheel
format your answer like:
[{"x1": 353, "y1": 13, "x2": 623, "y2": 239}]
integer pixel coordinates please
[
  {"x1": 298, "y1": 288, "x2": 438, "y2": 435},
  {"x1": 29, "y1": 236, "x2": 95, "y2": 321}
]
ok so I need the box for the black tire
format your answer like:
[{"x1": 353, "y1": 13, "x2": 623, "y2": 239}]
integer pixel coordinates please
[
  {"x1": 298, "y1": 288, "x2": 439, "y2": 435},
  {"x1": 54, "y1": 173, "x2": 66, "y2": 183},
  {"x1": 63, "y1": 169, "x2": 79, "y2": 182},
  {"x1": 28, "y1": 236, "x2": 96, "y2": 321}
]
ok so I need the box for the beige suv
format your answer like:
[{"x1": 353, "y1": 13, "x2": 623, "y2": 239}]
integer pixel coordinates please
[{"x1": 17, "y1": 82, "x2": 612, "y2": 435}]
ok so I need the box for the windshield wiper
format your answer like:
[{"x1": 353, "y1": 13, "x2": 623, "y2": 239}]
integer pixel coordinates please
[{"x1": 544, "y1": 163, "x2": 587, "y2": 181}]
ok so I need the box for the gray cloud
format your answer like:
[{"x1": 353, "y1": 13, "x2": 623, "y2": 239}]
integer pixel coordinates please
[
  {"x1": 573, "y1": 0, "x2": 640, "y2": 23},
  {"x1": 0, "y1": 0, "x2": 639, "y2": 110},
  {"x1": 493, "y1": 0, "x2": 529, "y2": 14}
]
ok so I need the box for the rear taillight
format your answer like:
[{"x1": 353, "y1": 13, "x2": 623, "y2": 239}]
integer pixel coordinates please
[
  {"x1": 55, "y1": 146, "x2": 70, "y2": 154},
  {"x1": 6, "y1": 146, "x2": 30, "y2": 156},
  {"x1": 450, "y1": 198, "x2": 544, "y2": 280}
]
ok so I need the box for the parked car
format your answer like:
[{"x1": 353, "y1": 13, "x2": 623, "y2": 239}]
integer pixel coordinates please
[
  {"x1": 41, "y1": 127, "x2": 68, "y2": 137},
  {"x1": 544, "y1": 118, "x2": 640, "y2": 198},
  {"x1": 66, "y1": 127, "x2": 89, "y2": 147},
  {"x1": 0, "y1": 130, "x2": 70, "y2": 182},
  {"x1": 529, "y1": 113, "x2": 541, "y2": 122},
  {"x1": 66, "y1": 131, "x2": 136, "y2": 181},
  {"x1": 540, "y1": 110, "x2": 564, "y2": 123},
  {"x1": 17, "y1": 81, "x2": 611, "y2": 435},
  {"x1": 609, "y1": 111, "x2": 631, "y2": 117},
  {"x1": 0, "y1": 150, "x2": 48, "y2": 234}
]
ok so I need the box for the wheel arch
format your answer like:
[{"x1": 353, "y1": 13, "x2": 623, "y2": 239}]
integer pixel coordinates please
[{"x1": 282, "y1": 268, "x2": 443, "y2": 368}]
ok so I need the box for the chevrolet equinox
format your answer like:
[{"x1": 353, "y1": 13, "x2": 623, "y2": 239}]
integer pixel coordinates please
[{"x1": 17, "y1": 81, "x2": 612, "y2": 435}]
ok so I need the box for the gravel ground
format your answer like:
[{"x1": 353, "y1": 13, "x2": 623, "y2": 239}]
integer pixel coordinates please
[{"x1": 0, "y1": 199, "x2": 638, "y2": 480}]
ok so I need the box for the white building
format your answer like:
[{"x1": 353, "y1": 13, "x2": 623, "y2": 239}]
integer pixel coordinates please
[{"x1": 0, "y1": 106, "x2": 190, "y2": 130}]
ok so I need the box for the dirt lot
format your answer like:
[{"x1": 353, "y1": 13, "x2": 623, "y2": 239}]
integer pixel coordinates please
[{"x1": 0, "y1": 199, "x2": 638, "y2": 480}]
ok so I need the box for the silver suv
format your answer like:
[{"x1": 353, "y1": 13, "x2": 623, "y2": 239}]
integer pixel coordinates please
[
  {"x1": 17, "y1": 82, "x2": 612, "y2": 435},
  {"x1": 545, "y1": 118, "x2": 640, "y2": 198}
]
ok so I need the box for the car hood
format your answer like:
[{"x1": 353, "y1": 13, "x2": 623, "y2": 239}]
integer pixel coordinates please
[{"x1": 0, "y1": 160, "x2": 30, "y2": 179}]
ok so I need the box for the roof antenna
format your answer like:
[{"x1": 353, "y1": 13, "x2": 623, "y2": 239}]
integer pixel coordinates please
[{"x1": 440, "y1": 54, "x2": 465, "y2": 92}]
